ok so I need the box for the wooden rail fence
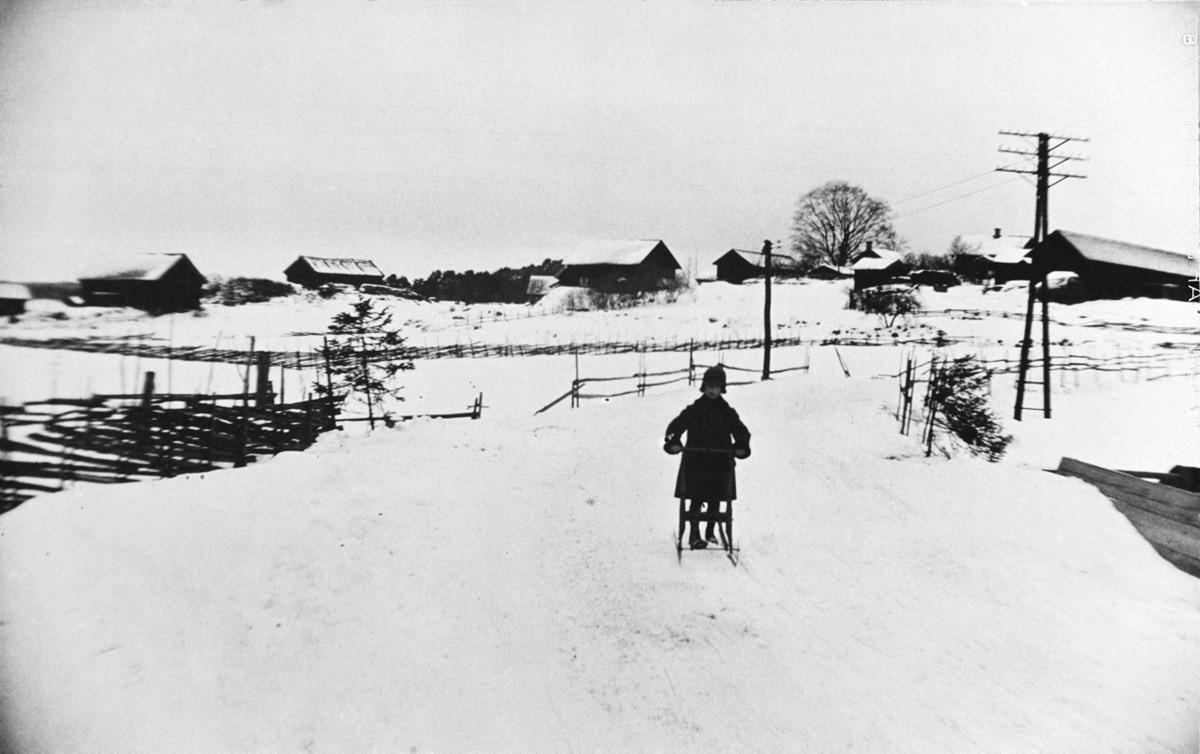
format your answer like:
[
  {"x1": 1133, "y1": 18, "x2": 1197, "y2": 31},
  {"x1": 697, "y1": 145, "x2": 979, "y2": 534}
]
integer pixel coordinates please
[
  {"x1": 535, "y1": 345, "x2": 812, "y2": 414},
  {"x1": 0, "y1": 331, "x2": 970, "y2": 368},
  {"x1": 0, "y1": 377, "x2": 339, "y2": 513}
]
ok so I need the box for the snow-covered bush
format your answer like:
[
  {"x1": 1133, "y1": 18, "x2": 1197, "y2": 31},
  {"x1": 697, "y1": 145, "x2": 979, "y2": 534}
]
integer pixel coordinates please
[
  {"x1": 202, "y1": 277, "x2": 295, "y2": 306},
  {"x1": 852, "y1": 285, "x2": 921, "y2": 327}
]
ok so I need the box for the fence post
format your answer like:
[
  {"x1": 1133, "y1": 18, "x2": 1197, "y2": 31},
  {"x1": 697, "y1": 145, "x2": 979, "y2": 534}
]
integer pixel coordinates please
[
  {"x1": 137, "y1": 370, "x2": 158, "y2": 476},
  {"x1": 923, "y1": 364, "x2": 942, "y2": 457},
  {"x1": 360, "y1": 336, "x2": 375, "y2": 430},
  {"x1": 255, "y1": 352, "x2": 272, "y2": 407},
  {"x1": 140, "y1": 371, "x2": 156, "y2": 410},
  {"x1": 572, "y1": 349, "x2": 580, "y2": 408},
  {"x1": 688, "y1": 339, "x2": 695, "y2": 385},
  {"x1": 322, "y1": 337, "x2": 335, "y2": 399},
  {"x1": 637, "y1": 348, "x2": 646, "y2": 397}
]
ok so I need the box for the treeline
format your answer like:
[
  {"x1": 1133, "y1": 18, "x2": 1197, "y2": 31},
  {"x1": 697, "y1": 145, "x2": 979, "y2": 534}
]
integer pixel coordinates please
[{"x1": 385, "y1": 259, "x2": 563, "y2": 304}]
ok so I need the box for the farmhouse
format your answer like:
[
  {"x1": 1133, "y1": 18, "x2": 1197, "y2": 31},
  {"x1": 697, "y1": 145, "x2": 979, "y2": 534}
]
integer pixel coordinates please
[
  {"x1": 713, "y1": 248, "x2": 801, "y2": 284},
  {"x1": 851, "y1": 243, "x2": 908, "y2": 290},
  {"x1": 284, "y1": 256, "x2": 385, "y2": 289},
  {"x1": 556, "y1": 239, "x2": 682, "y2": 293},
  {"x1": 1031, "y1": 230, "x2": 1196, "y2": 301},
  {"x1": 957, "y1": 229, "x2": 1034, "y2": 283},
  {"x1": 0, "y1": 283, "x2": 31, "y2": 317},
  {"x1": 78, "y1": 254, "x2": 206, "y2": 312}
]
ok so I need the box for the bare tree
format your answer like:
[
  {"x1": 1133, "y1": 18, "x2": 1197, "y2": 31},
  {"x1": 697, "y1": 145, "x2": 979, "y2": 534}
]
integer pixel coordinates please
[{"x1": 790, "y1": 181, "x2": 899, "y2": 268}]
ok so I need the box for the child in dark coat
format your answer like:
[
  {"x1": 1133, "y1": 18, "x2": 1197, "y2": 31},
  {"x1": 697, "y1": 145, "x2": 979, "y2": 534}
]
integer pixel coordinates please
[{"x1": 663, "y1": 365, "x2": 751, "y2": 549}]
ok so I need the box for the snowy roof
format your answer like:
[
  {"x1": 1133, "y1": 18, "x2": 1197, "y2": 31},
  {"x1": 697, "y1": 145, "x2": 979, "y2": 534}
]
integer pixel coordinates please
[
  {"x1": 958, "y1": 234, "x2": 1033, "y2": 265},
  {"x1": 526, "y1": 275, "x2": 558, "y2": 295},
  {"x1": 292, "y1": 256, "x2": 384, "y2": 277},
  {"x1": 78, "y1": 253, "x2": 198, "y2": 281},
  {"x1": 1050, "y1": 231, "x2": 1196, "y2": 278},
  {"x1": 565, "y1": 240, "x2": 667, "y2": 266},
  {"x1": 716, "y1": 249, "x2": 801, "y2": 269},
  {"x1": 851, "y1": 248, "x2": 903, "y2": 270},
  {"x1": 0, "y1": 282, "x2": 31, "y2": 299}
]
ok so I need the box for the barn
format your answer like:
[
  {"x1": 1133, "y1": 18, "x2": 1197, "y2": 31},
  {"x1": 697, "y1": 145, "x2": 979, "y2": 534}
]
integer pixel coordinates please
[
  {"x1": 713, "y1": 248, "x2": 801, "y2": 284},
  {"x1": 556, "y1": 240, "x2": 682, "y2": 293},
  {"x1": 284, "y1": 256, "x2": 385, "y2": 289},
  {"x1": 1031, "y1": 230, "x2": 1196, "y2": 301},
  {"x1": 851, "y1": 243, "x2": 908, "y2": 290},
  {"x1": 78, "y1": 254, "x2": 207, "y2": 312}
]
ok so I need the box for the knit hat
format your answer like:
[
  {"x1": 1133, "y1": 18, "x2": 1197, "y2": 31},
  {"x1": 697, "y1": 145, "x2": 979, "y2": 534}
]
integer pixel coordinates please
[{"x1": 700, "y1": 365, "x2": 727, "y2": 393}]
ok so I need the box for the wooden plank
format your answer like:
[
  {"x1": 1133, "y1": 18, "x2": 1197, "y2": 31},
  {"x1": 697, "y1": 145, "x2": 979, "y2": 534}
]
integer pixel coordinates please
[
  {"x1": 1056, "y1": 457, "x2": 1200, "y2": 512},
  {"x1": 1149, "y1": 545, "x2": 1200, "y2": 580},
  {"x1": 1110, "y1": 501, "x2": 1200, "y2": 562},
  {"x1": 1085, "y1": 480, "x2": 1200, "y2": 528}
]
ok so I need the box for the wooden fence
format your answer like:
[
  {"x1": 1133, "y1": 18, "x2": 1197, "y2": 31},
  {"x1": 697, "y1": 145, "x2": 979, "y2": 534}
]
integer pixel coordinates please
[
  {"x1": 0, "y1": 367, "x2": 340, "y2": 513},
  {"x1": 535, "y1": 346, "x2": 812, "y2": 414},
  {"x1": 893, "y1": 346, "x2": 1199, "y2": 457},
  {"x1": 0, "y1": 330, "x2": 965, "y2": 369}
]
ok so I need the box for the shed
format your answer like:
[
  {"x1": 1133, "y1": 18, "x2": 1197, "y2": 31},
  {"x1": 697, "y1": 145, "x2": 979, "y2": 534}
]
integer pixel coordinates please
[
  {"x1": 525, "y1": 274, "x2": 558, "y2": 303},
  {"x1": 1031, "y1": 230, "x2": 1196, "y2": 301},
  {"x1": 284, "y1": 256, "x2": 385, "y2": 289},
  {"x1": 556, "y1": 240, "x2": 681, "y2": 293},
  {"x1": 0, "y1": 283, "x2": 32, "y2": 317},
  {"x1": 808, "y1": 263, "x2": 853, "y2": 280},
  {"x1": 78, "y1": 254, "x2": 207, "y2": 312},
  {"x1": 713, "y1": 249, "x2": 801, "y2": 284},
  {"x1": 851, "y1": 244, "x2": 908, "y2": 290}
]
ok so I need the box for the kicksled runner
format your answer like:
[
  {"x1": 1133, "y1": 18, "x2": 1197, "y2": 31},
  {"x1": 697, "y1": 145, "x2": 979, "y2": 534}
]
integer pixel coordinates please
[
  {"x1": 669, "y1": 448, "x2": 741, "y2": 566},
  {"x1": 675, "y1": 497, "x2": 740, "y2": 566}
]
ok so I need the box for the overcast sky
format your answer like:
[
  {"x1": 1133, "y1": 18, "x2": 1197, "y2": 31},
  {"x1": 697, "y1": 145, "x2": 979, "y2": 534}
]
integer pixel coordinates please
[{"x1": 0, "y1": 0, "x2": 1196, "y2": 281}]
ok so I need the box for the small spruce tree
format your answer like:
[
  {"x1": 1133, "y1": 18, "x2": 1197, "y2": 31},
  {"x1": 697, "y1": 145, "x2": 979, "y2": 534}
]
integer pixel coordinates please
[
  {"x1": 314, "y1": 297, "x2": 414, "y2": 416},
  {"x1": 929, "y1": 356, "x2": 1012, "y2": 461}
]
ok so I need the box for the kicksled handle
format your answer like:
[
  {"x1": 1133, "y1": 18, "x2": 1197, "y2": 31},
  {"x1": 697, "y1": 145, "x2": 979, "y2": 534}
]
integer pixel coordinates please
[{"x1": 663, "y1": 445, "x2": 739, "y2": 456}]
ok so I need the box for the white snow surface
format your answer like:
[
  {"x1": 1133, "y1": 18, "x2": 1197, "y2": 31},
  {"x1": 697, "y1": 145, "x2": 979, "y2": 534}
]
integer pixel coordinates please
[{"x1": 1, "y1": 281, "x2": 1199, "y2": 752}]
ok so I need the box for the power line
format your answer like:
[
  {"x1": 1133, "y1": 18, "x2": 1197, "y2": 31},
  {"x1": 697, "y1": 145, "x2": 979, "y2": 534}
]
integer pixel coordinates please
[{"x1": 892, "y1": 175, "x2": 1025, "y2": 220}]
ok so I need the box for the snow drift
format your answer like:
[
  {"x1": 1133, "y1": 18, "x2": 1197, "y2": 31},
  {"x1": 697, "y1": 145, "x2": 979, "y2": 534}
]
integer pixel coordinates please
[{"x1": 2, "y1": 360, "x2": 1197, "y2": 752}]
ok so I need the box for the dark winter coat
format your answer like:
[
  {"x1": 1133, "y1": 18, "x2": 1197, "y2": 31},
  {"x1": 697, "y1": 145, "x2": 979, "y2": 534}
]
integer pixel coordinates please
[{"x1": 664, "y1": 395, "x2": 751, "y2": 501}]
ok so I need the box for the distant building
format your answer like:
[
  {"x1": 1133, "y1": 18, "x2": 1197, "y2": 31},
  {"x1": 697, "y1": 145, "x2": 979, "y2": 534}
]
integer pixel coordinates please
[
  {"x1": 284, "y1": 256, "x2": 385, "y2": 289},
  {"x1": 1031, "y1": 230, "x2": 1195, "y2": 301},
  {"x1": 713, "y1": 248, "x2": 801, "y2": 284},
  {"x1": 556, "y1": 239, "x2": 681, "y2": 293},
  {"x1": 850, "y1": 242, "x2": 908, "y2": 290},
  {"x1": 0, "y1": 283, "x2": 31, "y2": 317},
  {"x1": 525, "y1": 274, "x2": 558, "y2": 303},
  {"x1": 807, "y1": 263, "x2": 853, "y2": 281},
  {"x1": 78, "y1": 254, "x2": 207, "y2": 312},
  {"x1": 956, "y1": 229, "x2": 1033, "y2": 283}
]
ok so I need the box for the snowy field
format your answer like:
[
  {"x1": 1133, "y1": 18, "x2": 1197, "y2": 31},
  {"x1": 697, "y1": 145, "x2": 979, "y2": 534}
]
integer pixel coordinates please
[{"x1": 1, "y1": 280, "x2": 1199, "y2": 752}]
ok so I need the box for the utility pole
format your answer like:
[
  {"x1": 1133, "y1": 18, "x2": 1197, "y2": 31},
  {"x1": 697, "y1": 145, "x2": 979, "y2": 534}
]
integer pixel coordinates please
[
  {"x1": 761, "y1": 239, "x2": 773, "y2": 380},
  {"x1": 997, "y1": 130, "x2": 1087, "y2": 420}
]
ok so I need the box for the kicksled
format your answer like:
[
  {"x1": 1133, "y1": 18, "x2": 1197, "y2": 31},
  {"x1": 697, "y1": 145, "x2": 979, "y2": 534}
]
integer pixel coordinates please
[{"x1": 670, "y1": 447, "x2": 741, "y2": 567}]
